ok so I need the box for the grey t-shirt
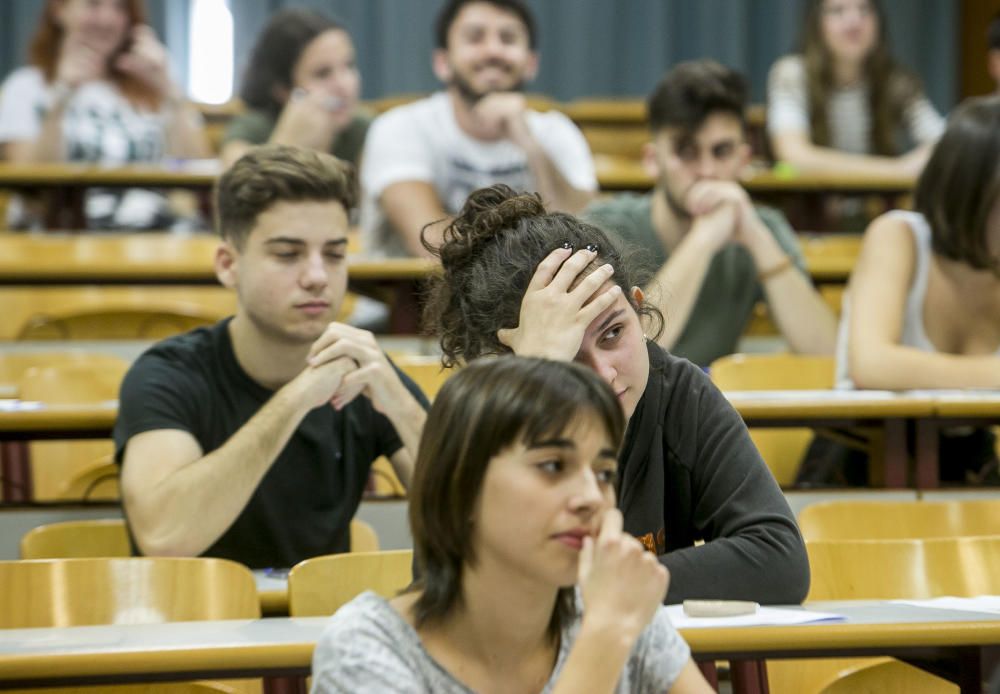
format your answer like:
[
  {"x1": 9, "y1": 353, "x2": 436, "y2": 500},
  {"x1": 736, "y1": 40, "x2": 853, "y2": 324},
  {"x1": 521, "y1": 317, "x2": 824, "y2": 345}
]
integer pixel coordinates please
[{"x1": 310, "y1": 591, "x2": 690, "y2": 693}]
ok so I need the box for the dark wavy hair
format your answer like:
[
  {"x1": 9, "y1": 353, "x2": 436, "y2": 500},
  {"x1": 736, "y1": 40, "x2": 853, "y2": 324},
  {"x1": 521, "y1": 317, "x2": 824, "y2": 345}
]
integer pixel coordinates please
[
  {"x1": 800, "y1": 0, "x2": 922, "y2": 155},
  {"x1": 239, "y1": 8, "x2": 344, "y2": 115},
  {"x1": 435, "y1": 0, "x2": 537, "y2": 50},
  {"x1": 647, "y1": 59, "x2": 748, "y2": 135},
  {"x1": 916, "y1": 95, "x2": 1000, "y2": 274},
  {"x1": 422, "y1": 184, "x2": 663, "y2": 368},
  {"x1": 408, "y1": 356, "x2": 625, "y2": 641}
]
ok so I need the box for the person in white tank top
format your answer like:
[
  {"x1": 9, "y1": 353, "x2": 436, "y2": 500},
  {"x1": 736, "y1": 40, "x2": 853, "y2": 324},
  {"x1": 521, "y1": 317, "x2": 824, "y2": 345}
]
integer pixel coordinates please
[{"x1": 836, "y1": 94, "x2": 1000, "y2": 484}]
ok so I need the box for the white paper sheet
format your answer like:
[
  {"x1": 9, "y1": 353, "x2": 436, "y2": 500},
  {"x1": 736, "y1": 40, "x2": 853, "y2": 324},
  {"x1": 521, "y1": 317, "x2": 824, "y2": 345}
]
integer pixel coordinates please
[
  {"x1": 891, "y1": 596, "x2": 1000, "y2": 614},
  {"x1": 0, "y1": 400, "x2": 43, "y2": 411},
  {"x1": 665, "y1": 605, "x2": 845, "y2": 629}
]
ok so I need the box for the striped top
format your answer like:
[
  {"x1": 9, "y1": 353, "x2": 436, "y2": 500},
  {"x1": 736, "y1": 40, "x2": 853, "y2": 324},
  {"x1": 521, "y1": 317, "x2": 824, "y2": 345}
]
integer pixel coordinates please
[{"x1": 767, "y1": 55, "x2": 945, "y2": 154}]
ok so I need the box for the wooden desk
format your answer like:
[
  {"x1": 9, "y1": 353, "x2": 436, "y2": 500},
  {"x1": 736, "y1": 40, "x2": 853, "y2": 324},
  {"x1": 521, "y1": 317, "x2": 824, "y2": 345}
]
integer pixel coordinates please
[
  {"x1": 0, "y1": 162, "x2": 220, "y2": 229},
  {"x1": 0, "y1": 234, "x2": 437, "y2": 335},
  {"x1": 593, "y1": 155, "x2": 915, "y2": 230},
  {"x1": 726, "y1": 389, "x2": 1000, "y2": 489},
  {"x1": 725, "y1": 390, "x2": 935, "y2": 488},
  {"x1": 0, "y1": 602, "x2": 995, "y2": 693}
]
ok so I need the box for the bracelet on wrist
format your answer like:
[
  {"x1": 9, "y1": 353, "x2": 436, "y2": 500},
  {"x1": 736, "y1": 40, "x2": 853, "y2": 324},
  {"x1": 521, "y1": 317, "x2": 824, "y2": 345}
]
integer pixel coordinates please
[{"x1": 757, "y1": 255, "x2": 794, "y2": 282}]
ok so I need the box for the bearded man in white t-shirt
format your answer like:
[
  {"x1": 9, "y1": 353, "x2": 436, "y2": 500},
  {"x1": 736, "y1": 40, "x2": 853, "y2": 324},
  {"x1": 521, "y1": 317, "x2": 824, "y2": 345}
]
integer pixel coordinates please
[{"x1": 360, "y1": 0, "x2": 597, "y2": 258}]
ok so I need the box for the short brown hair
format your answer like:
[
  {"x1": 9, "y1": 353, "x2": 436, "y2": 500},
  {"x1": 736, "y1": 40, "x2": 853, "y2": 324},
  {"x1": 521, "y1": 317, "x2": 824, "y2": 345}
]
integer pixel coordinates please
[
  {"x1": 647, "y1": 60, "x2": 748, "y2": 135},
  {"x1": 915, "y1": 95, "x2": 1000, "y2": 273},
  {"x1": 408, "y1": 355, "x2": 625, "y2": 641},
  {"x1": 214, "y1": 145, "x2": 357, "y2": 248}
]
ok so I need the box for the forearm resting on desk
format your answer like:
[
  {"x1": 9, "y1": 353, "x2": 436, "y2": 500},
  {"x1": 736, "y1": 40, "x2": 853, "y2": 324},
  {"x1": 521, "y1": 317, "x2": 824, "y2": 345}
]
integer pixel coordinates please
[{"x1": 121, "y1": 385, "x2": 316, "y2": 557}]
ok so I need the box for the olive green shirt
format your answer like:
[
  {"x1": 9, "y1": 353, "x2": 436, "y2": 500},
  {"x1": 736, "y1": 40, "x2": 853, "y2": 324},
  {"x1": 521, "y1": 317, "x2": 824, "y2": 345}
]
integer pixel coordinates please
[
  {"x1": 585, "y1": 192, "x2": 807, "y2": 367},
  {"x1": 222, "y1": 108, "x2": 372, "y2": 167}
]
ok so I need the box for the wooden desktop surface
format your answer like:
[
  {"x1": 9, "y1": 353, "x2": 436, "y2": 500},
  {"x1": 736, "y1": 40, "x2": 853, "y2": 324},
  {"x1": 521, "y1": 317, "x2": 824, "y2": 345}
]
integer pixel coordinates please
[
  {"x1": 0, "y1": 602, "x2": 995, "y2": 692},
  {"x1": 593, "y1": 154, "x2": 916, "y2": 193},
  {"x1": 0, "y1": 234, "x2": 436, "y2": 284},
  {"x1": 0, "y1": 161, "x2": 220, "y2": 189},
  {"x1": 0, "y1": 232, "x2": 842, "y2": 284}
]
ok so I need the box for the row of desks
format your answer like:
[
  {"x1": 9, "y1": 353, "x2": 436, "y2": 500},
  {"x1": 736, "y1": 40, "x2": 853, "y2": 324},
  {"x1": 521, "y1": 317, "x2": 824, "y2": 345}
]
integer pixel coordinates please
[
  {"x1": 0, "y1": 160, "x2": 913, "y2": 231},
  {"x1": 0, "y1": 601, "x2": 996, "y2": 693},
  {"x1": 1, "y1": 388, "x2": 997, "y2": 498},
  {"x1": 0, "y1": 230, "x2": 857, "y2": 284}
]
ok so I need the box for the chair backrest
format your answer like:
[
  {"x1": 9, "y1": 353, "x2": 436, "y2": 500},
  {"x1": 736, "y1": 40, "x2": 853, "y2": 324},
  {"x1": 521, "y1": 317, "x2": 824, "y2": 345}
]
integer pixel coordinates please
[
  {"x1": 0, "y1": 556, "x2": 261, "y2": 628},
  {"x1": 350, "y1": 518, "x2": 380, "y2": 552},
  {"x1": 806, "y1": 536, "x2": 1000, "y2": 601},
  {"x1": 17, "y1": 362, "x2": 129, "y2": 501},
  {"x1": 287, "y1": 549, "x2": 413, "y2": 617},
  {"x1": 798, "y1": 499, "x2": 1000, "y2": 541},
  {"x1": 709, "y1": 353, "x2": 835, "y2": 391},
  {"x1": 390, "y1": 354, "x2": 457, "y2": 401},
  {"x1": 20, "y1": 518, "x2": 130, "y2": 559},
  {"x1": 22, "y1": 517, "x2": 380, "y2": 557},
  {"x1": 708, "y1": 354, "x2": 835, "y2": 486},
  {"x1": 18, "y1": 306, "x2": 221, "y2": 340}
]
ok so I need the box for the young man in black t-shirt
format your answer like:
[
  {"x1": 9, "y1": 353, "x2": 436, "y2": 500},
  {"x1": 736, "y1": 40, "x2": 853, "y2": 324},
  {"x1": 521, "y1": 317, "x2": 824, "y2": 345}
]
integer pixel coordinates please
[{"x1": 113, "y1": 145, "x2": 428, "y2": 569}]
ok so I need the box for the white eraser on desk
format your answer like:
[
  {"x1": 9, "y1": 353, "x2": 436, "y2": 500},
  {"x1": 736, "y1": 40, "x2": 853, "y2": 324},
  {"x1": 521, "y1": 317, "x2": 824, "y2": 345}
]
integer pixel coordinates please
[{"x1": 682, "y1": 600, "x2": 760, "y2": 618}]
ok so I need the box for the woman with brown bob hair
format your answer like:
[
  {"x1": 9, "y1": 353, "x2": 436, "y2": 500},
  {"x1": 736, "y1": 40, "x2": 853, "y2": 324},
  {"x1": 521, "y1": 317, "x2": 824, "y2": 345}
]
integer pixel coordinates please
[
  {"x1": 221, "y1": 8, "x2": 368, "y2": 169},
  {"x1": 419, "y1": 183, "x2": 809, "y2": 605},
  {"x1": 767, "y1": 0, "x2": 944, "y2": 178},
  {"x1": 837, "y1": 94, "x2": 1000, "y2": 483},
  {"x1": 311, "y1": 356, "x2": 710, "y2": 693},
  {"x1": 0, "y1": 0, "x2": 209, "y2": 229}
]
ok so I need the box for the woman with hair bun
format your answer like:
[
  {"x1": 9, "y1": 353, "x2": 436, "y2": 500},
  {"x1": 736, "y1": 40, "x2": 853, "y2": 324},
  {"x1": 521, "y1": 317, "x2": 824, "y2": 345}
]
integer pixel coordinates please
[
  {"x1": 311, "y1": 356, "x2": 711, "y2": 692},
  {"x1": 422, "y1": 184, "x2": 810, "y2": 604}
]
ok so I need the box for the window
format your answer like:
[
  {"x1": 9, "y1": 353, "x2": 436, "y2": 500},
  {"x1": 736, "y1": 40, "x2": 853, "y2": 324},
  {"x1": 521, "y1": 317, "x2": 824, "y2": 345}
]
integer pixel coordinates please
[{"x1": 187, "y1": 0, "x2": 233, "y2": 104}]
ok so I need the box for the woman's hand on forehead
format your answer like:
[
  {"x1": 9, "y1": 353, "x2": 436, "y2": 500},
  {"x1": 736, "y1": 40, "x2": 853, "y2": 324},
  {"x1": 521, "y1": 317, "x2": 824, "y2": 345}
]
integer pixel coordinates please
[{"x1": 497, "y1": 247, "x2": 621, "y2": 361}]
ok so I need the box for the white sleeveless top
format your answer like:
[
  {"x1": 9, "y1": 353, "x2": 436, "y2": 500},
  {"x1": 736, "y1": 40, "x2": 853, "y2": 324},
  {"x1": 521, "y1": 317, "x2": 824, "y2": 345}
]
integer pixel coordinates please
[{"x1": 836, "y1": 210, "x2": 938, "y2": 388}]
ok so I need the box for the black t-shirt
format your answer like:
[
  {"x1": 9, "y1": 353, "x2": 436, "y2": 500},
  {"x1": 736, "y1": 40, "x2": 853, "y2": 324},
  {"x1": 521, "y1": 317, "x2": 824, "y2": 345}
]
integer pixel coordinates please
[{"x1": 113, "y1": 318, "x2": 428, "y2": 569}]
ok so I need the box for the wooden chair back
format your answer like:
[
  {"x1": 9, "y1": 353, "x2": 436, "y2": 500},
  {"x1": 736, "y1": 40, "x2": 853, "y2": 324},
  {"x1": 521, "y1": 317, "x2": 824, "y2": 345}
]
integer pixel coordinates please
[
  {"x1": 806, "y1": 536, "x2": 1000, "y2": 601},
  {"x1": 0, "y1": 286, "x2": 236, "y2": 341},
  {"x1": 709, "y1": 354, "x2": 835, "y2": 486},
  {"x1": 18, "y1": 362, "x2": 129, "y2": 501},
  {"x1": 18, "y1": 306, "x2": 220, "y2": 340},
  {"x1": 287, "y1": 549, "x2": 413, "y2": 617},
  {"x1": 770, "y1": 537, "x2": 1000, "y2": 694},
  {"x1": 20, "y1": 518, "x2": 378, "y2": 559},
  {"x1": 390, "y1": 354, "x2": 457, "y2": 401},
  {"x1": 0, "y1": 556, "x2": 260, "y2": 628},
  {"x1": 798, "y1": 499, "x2": 1000, "y2": 541},
  {"x1": 20, "y1": 519, "x2": 130, "y2": 559},
  {"x1": 349, "y1": 518, "x2": 380, "y2": 553}
]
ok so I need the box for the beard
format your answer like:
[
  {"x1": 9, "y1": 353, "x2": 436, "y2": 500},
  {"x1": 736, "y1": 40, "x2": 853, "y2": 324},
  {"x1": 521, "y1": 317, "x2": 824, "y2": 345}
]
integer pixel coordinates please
[
  {"x1": 448, "y1": 60, "x2": 526, "y2": 105},
  {"x1": 661, "y1": 183, "x2": 692, "y2": 223}
]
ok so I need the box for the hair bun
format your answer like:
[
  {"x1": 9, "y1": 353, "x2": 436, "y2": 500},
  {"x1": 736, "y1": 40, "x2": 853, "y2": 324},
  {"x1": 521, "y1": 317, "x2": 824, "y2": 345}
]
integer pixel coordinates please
[{"x1": 425, "y1": 184, "x2": 546, "y2": 265}]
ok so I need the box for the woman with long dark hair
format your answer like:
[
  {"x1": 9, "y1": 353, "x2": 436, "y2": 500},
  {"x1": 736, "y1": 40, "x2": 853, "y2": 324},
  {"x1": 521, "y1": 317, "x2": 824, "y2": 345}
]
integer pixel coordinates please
[
  {"x1": 221, "y1": 8, "x2": 368, "y2": 169},
  {"x1": 767, "y1": 0, "x2": 944, "y2": 178}
]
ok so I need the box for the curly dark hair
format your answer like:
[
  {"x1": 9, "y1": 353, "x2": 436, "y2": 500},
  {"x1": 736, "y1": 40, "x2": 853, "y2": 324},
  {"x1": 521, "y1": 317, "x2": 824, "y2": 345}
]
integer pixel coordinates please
[{"x1": 422, "y1": 184, "x2": 663, "y2": 368}]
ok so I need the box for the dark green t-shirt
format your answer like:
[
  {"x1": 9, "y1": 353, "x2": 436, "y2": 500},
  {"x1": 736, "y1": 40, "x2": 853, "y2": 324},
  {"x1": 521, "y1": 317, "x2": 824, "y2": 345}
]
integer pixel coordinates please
[
  {"x1": 584, "y1": 192, "x2": 807, "y2": 367},
  {"x1": 223, "y1": 108, "x2": 372, "y2": 167}
]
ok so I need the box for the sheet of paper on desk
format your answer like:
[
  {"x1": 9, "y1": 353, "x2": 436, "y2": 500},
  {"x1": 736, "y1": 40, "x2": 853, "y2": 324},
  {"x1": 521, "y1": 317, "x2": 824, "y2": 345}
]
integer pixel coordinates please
[
  {"x1": 666, "y1": 605, "x2": 845, "y2": 629},
  {"x1": 0, "y1": 400, "x2": 43, "y2": 411},
  {"x1": 723, "y1": 390, "x2": 898, "y2": 401},
  {"x1": 892, "y1": 596, "x2": 1000, "y2": 614}
]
